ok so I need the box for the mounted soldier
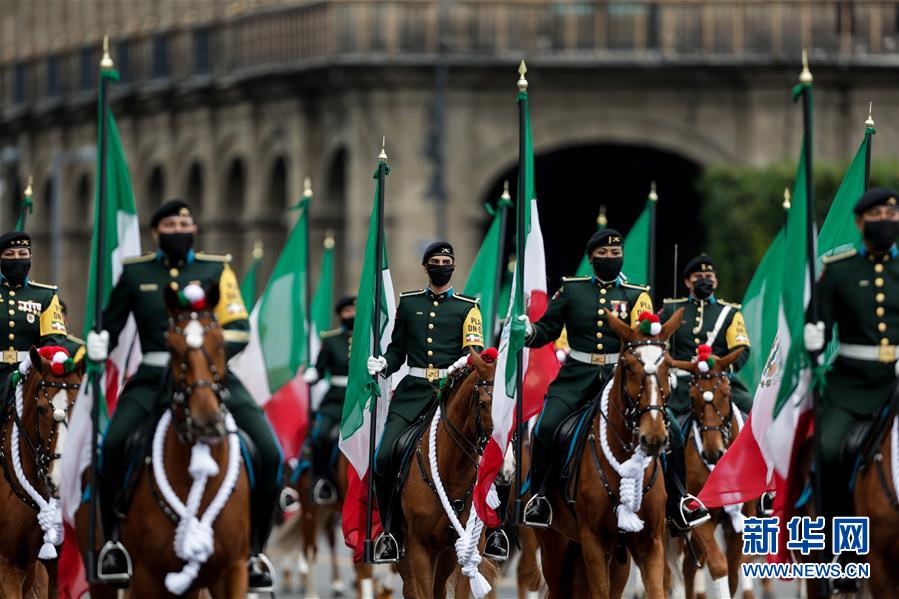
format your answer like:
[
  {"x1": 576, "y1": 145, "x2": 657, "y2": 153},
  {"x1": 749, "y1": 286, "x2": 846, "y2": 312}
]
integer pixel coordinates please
[
  {"x1": 303, "y1": 295, "x2": 356, "y2": 505},
  {"x1": 86, "y1": 199, "x2": 283, "y2": 590},
  {"x1": 659, "y1": 253, "x2": 751, "y2": 532},
  {"x1": 367, "y1": 241, "x2": 507, "y2": 563},
  {"x1": 521, "y1": 228, "x2": 653, "y2": 527}
]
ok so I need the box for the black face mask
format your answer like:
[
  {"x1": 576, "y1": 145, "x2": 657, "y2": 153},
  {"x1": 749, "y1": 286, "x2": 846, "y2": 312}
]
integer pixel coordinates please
[
  {"x1": 592, "y1": 257, "x2": 623, "y2": 282},
  {"x1": 692, "y1": 277, "x2": 716, "y2": 300},
  {"x1": 341, "y1": 316, "x2": 355, "y2": 331},
  {"x1": 426, "y1": 264, "x2": 455, "y2": 287},
  {"x1": 1, "y1": 258, "x2": 30, "y2": 286},
  {"x1": 863, "y1": 219, "x2": 899, "y2": 252},
  {"x1": 158, "y1": 232, "x2": 194, "y2": 262}
]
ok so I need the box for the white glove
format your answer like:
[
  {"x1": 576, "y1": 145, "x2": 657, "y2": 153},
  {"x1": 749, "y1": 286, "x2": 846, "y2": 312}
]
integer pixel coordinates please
[
  {"x1": 367, "y1": 355, "x2": 388, "y2": 376},
  {"x1": 803, "y1": 321, "x2": 825, "y2": 352},
  {"x1": 86, "y1": 330, "x2": 109, "y2": 362},
  {"x1": 303, "y1": 367, "x2": 319, "y2": 384},
  {"x1": 519, "y1": 314, "x2": 534, "y2": 337}
]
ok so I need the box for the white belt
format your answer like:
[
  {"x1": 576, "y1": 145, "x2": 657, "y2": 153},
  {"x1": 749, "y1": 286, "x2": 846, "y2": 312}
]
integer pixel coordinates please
[
  {"x1": 142, "y1": 351, "x2": 170, "y2": 367},
  {"x1": 568, "y1": 349, "x2": 619, "y2": 366},
  {"x1": 839, "y1": 343, "x2": 899, "y2": 363},
  {"x1": 330, "y1": 375, "x2": 348, "y2": 387},
  {"x1": 1, "y1": 350, "x2": 29, "y2": 365},
  {"x1": 408, "y1": 366, "x2": 448, "y2": 382}
]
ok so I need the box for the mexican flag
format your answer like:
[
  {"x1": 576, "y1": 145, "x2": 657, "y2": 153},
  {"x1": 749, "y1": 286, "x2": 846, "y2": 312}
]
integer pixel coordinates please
[
  {"x1": 240, "y1": 240, "x2": 264, "y2": 308},
  {"x1": 229, "y1": 196, "x2": 311, "y2": 458},
  {"x1": 58, "y1": 63, "x2": 142, "y2": 597},
  {"x1": 309, "y1": 235, "x2": 335, "y2": 410},
  {"x1": 463, "y1": 188, "x2": 511, "y2": 343},
  {"x1": 473, "y1": 86, "x2": 559, "y2": 527},
  {"x1": 340, "y1": 167, "x2": 398, "y2": 560},
  {"x1": 576, "y1": 187, "x2": 655, "y2": 285}
]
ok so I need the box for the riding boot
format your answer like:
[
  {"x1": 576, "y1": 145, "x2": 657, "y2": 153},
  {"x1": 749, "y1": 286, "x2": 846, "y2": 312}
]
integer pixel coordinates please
[
  {"x1": 311, "y1": 436, "x2": 337, "y2": 505},
  {"x1": 373, "y1": 470, "x2": 403, "y2": 563},
  {"x1": 664, "y1": 444, "x2": 709, "y2": 533},
  {"x1": 97, "y1": 471, "x2": 132, "y2": 587},
  {"x1": 522, "y1": 433, "x2": 553, "y2": 528},
  {"x1": 248, "y1": 487, "x2": 278, "y2": 591}
]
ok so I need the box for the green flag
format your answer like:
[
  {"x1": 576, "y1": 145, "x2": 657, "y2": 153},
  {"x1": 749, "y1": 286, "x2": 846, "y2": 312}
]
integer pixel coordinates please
[
  {"x1": 14, "y1": 178, "x2": 33, "y2": 232},
  {"x1": 463, "y1": 190, "x2": 511, "y2": 342},
  {"x1": 240, "y1": 241, "x2": 264, "y2": 308},
  {"x1": 311, "y1": 234, "x2": 335, "y2": 338}
]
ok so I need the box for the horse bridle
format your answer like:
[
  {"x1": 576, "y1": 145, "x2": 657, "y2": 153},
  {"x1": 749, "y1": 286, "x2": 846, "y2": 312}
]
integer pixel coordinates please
[
  {"x1": 167, "y1": 310, "x2": 229, "y2": 443},
  {"x1": 612, "y1": 339, "x2": 672, "y2": 448},
  {"x1": 690, "y1": 371, "x2": 735, "y2": 445},
  {"x1": 0, "y1": 376, "x2": 79, "y2": 509},
  {"x1": 439, "y1": 369, "x2": 494, "y2": 465}
]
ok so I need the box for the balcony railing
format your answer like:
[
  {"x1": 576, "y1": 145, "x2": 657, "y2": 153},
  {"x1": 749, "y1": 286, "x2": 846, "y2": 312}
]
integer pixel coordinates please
[{"x1": 3, "y1": 1, "x2": 899, "y2": 109}]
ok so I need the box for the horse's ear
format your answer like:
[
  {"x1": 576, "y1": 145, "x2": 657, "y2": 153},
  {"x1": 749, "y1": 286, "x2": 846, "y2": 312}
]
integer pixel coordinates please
[
  {"x1": 163, "y1": 284, "x2": 181, "y2": 314},
  {"x1": 205, "y1": 281, "x2": 220, "y2": 310},
  {"x1": 660, "y1": 308, "x2": 684, "y2": 341},
  {"x1": 668, "y1": 358, "x2": 695, "y2": 374},
  {"x1": 29, "y1": 346, "x2": 45, "y2": 375},
  {"x1": 716, "y1": 346, "x2": 745, "y2": 371},
  {"x1": 606, "y1": 311, "x2": 633, "y2": 343}
]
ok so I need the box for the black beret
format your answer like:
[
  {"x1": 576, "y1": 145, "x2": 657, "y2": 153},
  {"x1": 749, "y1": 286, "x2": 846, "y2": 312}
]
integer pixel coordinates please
[
  {"x1": 585, "y1": 228, "x2": 623, "y2": 255},
  {"x1": 0, "y1": 231, "x2": 31, "y2": 252},
  {"x1": 151, "y1": 199, "x2": 193, "y2": 228},
  {"x1": 422, "y1": 241, "x2": 455, "y2": 264},
  {"x1": 854, "y1": 187, "x2": 899, "y2": 216},
  {"x1": 683, "y1": 254, "x2": 716, "y2": 279},
  {"x1": 335, "y1": 295, "x2": 357, "y2": 314}
]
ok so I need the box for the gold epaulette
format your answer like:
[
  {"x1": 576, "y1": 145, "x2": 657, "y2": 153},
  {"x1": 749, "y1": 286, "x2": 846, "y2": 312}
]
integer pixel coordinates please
[
  {"x1": 400, "y1": 289, "x2": 424, "y2": 297},
  {"x1": 66, "y1": 334, "x2": 85, "y2": 345},
  {"x1": 195, "y1": 251, "x2": 232, "y2": 263},
  {"x1": 821, "y1": 249, "x2": 857, "y2": 265},
  {"x1": 621, "y1": 282, "x2": 650, "y2": 291},
  {"x1": 320, "y1": 328, "x2": 342, "y2": 338},
  {"x1": 28, "y1": 281, "x2": 58, "y2": 290},
  {"x1": 561, "y1": 276, "x2": 590, "y2": 282},
  {"x1": 718, "y1": 300, "x2": 743, "y2": 309},
  {"x1": 122, "y1": 252, "x2": 156, "y2": 265},
  {"x1": 453, "y1": 293, "x2": 479, "y2": 304},
  {"x1": 663, "y1": 297, "x2": 688, "y2": 304}
]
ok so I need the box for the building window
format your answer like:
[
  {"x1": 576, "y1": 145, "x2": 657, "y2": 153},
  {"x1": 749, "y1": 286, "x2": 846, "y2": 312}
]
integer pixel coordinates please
[
  {"x1": 46, "y1": 55, "x2": 59, "y2": 96},
  {"x1": 193, "y1": 27, "x2": 211, "y2": 74},
  {"x1": 80, "y1": 47, "x2": 94, "y2": 90},
  {"x1": 116, "y1": 40, "x2": 130, "y2": 82},
  {"x1": 152, "y1": 34, "x2": 169, "y2": 78},
  {"x1": 14, "y1": 63, "x2": 26, "y2": 103}
]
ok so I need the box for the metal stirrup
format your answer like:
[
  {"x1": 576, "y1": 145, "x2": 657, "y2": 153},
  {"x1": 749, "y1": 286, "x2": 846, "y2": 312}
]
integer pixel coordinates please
[
  {"x1": 372, "y1": 532, "x2": 401, "y2": 564},
  {"x1": 97, "y1": 541, "x2": 133, "y2": 583},
  {"x1": 522, "y1": 494, "x2": 553, "y2": 528},
  {"x1": 679, "y1": 494, "x2": 711, "y2": 528}
]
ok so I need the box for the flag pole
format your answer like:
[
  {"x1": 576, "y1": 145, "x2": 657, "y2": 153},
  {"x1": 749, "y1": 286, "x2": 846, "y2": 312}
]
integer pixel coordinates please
[
  {"x1": 513, "y1": 61, "x2": 528, "y2": 525},
  {"x1": 303, "y1": 177, "x2": 313, "y2": 366},
  {"x1": 864, "y1": 103, "x2": 874, "y2": 191},
  {"x1": 17, "y1": 175, "x2": 33, "y2": 232},
  {"x1": 363, "y1": 138, "x2": 388, "y2": 564},
  {"x1": 648, "y1": 182, "x2": 658, "y2": 298},
  {"x1": 87, "y1": 35, "x2": 114, "y2": 582},
  {"x1": 489, "y1": 181, "x2": 511, "y2": 343}
]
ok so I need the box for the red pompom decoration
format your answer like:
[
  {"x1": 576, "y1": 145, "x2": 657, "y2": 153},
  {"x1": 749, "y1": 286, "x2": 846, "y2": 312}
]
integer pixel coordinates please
[
  {"x1": 38, "y1": 346, "x2": 68, "y2": 361},
  {"x1": 638, "y1": 312, "x2": 660, "y2": 324},
  {"x1": 480, "y1": 347, "x2": 499, "y2": 363},
  {"x1": 638, "y1": 312, "x2": 662, "y2": 335},
  {"x1": 697, "y1": 344, "x2": 713, "y2": 359}
]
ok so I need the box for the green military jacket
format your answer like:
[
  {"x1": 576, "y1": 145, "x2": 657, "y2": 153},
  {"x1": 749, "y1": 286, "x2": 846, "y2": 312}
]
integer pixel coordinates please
[
  {"x1": 816, "y1": 247, "x2": 899, "y2": 415},
  {"x1": 315, "y1": 327, "x2": 351, "y2": 417},
  {"x1": 527, "y1": 276, "x2": 653, "y2": 406},
  {"x1": 103, "y1": 251, "x2": 250, "y2": 359},
  {"x1": 661, "y1": 295, "x2": 752, "y2": 414},
  {"x1": 0, "y1": 278, "x2": 67, "y2": 375}
]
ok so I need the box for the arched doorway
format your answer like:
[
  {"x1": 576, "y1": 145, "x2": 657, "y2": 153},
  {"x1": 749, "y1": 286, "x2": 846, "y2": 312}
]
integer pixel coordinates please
[{"x1": 482, "y1": 143, "x2": 702, "y2": 299}]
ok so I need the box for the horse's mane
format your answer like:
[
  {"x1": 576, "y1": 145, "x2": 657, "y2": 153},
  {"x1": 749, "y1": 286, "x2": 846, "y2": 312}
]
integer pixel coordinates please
[{"x1": 435, "y1": 365, "x2": 474, "y2": 405}]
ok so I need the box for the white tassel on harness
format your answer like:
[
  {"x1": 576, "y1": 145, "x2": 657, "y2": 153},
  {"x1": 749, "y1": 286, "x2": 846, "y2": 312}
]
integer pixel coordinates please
[
  {"x1": 598, "y1": 379, "x2": 652, "y2": 532},
  {"x1": 428, "y1": 403, "x2": 495, "y2": 599},
  {"x1": 11, "y1": 356, "x2": 64, "y2": 559},
  {"x1": 152, "y1": 409, "x2": 241, "y2": 594},
  {"x1": 691, "y1": 408, "x2": 746, "y2": 533}
]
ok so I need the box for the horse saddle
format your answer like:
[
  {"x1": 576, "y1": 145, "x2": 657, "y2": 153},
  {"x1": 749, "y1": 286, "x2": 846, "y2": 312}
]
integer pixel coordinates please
[
  {"x1": 391, "y1": 404, "x2": 439, "y2": 491},
  {"x1": 558, "y1": 399, "x2": 600, "y2": 508}
]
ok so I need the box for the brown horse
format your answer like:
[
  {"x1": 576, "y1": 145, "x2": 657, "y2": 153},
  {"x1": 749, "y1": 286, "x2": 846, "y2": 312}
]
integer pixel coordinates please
[
  {"x1": 78, "y1": 282, "x2": 251, "y2": 598},
  {"x1": 0, "y1": 346, "x2": 83, "y2": 599},
  {"x1": 539, "y1": 309, "x2": 683, "y2": 599},
  {"x1": 397, "y1": 349, "x2": 497, "y2": 598},
  {"x1": 670, "y1": 348, "x2": 758, "y2": 599}
]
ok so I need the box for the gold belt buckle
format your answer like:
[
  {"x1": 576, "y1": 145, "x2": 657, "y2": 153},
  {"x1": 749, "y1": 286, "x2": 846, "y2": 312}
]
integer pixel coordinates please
[
  {"x1": 879, "y1": 344, "x2": 896, "y2": 363},
  {"x1": 591, "y1": 353, "x2": 605, "y2": 365},
  {"x1": 3, "y1": 349, "x2": 17, "y2": 364},
  {"x1": 426, "y1": 367, "x2": 440, "y2": 382}
]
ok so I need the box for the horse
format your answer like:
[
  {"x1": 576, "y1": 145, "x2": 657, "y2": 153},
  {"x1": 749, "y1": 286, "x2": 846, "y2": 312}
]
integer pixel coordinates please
[
  {"x1": 538, "y1": 309, "x2": 683, "y2": 599},
  {"x1": 77, "y1": 282, "x2": 251, "y2": 598},
  {"x1": 396, "y1": 348, "x2": 498, "y2": 598},
  {"x1": 669, "y1": 348, "x2": 758, "y2": 599},
  {"x1": 0, "y1": 346, "x2": 83, "y2": 598}
]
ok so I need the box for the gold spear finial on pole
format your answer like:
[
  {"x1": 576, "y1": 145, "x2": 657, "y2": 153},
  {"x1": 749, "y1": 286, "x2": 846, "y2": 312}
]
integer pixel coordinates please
[
  {"x1": 799, "y1": 49, "x2": 813, "y2": 84},
  {"x1": 597, "y1": 205, "x2": 608, "y2": 227},
  {"x1": 501, "y1": 180, "x2": 511, "y2": 200},
  {"x1": 649, "y1": 181, "x2": 658, "y2": 202},
  {"x1": 252, "y1": 240, "x2": 264, "y2": 259},
  {"x1": 100, "y1": 35, "x2": 114, "y2": 70},
  {"x1": 783, "y1": 187, "x2": 792, "y2": 210},
  {"x1": 25, "y1": 175, "x2": 33, "y2": 198},
  {"x1": 324, "y1": 229, "x2": 335, "y2": 249},
  {"x1": 303, "y1": 176, "x2": 313, "y2": 198},
  {"x1": 517, "y1": 60, "x2": 528, "y2": 92},
  {"x1": 865, "y1": 102, "x2": 875, "y2": 129},
  {"x1": 378, "y1": 136, "x2": 387, "y2": 163}
]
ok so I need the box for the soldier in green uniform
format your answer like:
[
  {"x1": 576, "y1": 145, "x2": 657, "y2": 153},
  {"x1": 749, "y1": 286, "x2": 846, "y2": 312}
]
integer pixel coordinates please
[
  {"x1": 59, "y1": 300, "x2": 86, "y2": 364},
  {"x1": 805, "y1": 187, "x2": 899, "y2": 534},
  {"x1": 521, "y1": 229, "x2": 655, "y2": 527},
  {"x1": 367, "y1": 241, "x2": 490, "y2": 562},
  {"x1": 0, "y1": 231, "x2": 68, "y2": 382},
  {"x1": 659, "y1": 254, "x2": 750, "y2": 531},
  {"x1": 88, "y1": 200, "x2": 283, "y2": 590},
  {"x1": 303, "y1": 295, "x2": 355, "y2": 505}
]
